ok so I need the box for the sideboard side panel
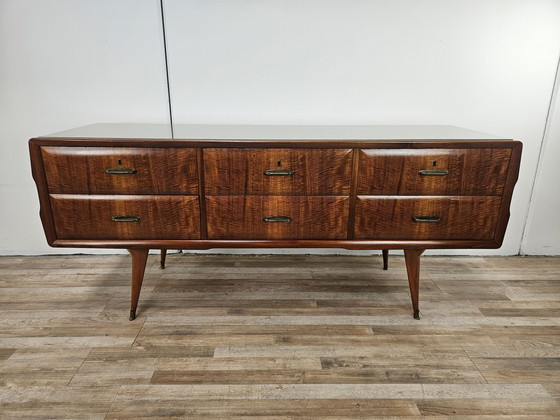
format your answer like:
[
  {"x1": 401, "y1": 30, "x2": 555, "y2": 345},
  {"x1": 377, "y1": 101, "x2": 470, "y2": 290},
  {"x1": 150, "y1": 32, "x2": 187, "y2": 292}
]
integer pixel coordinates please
[
  {"x1": 29, "y1": 140, "x2": 57, "y2": 245},
  {"x1": 492, "y1": 141, "x2": 523, "y2": 246}
]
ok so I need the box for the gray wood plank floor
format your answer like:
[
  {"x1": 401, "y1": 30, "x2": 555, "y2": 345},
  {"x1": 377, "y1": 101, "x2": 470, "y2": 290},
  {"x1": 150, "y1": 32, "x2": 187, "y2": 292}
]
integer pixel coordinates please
[{"x1": 0, "y1": 254, "x2": 559, "y2": 418}]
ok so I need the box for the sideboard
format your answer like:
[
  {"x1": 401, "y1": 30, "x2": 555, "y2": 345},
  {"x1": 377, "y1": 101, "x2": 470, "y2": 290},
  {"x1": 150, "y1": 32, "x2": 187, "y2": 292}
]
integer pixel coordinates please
[{"x1": 29, "y1": 124, "x2": 522, "y2": 320}]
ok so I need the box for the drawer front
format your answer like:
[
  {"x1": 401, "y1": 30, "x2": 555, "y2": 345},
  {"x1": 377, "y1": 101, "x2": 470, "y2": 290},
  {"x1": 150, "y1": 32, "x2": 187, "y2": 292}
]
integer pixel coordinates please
[
  {"x1": 204, "y1": 148, "x2": 353, "y2": 195},
  {"x1": 206, "y1": 196, "x2": 349, "y2": 239},
  {"x1": 42, "y1": 147, "x2": 198, "y2": 194},
  {"x1": 50, "y1": 195, "x2": 200, "y2": 240},
  {"x1": 354, "y1": 196, "x2": 502, "y2": 240},
  {"x1": 357, "y1": 148, "x2": 511, "y2": 195}
]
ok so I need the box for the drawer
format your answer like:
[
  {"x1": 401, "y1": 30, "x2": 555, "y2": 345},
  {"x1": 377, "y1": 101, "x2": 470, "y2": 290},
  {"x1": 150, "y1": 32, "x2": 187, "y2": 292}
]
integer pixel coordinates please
[
  {"x1": 50, "y1": 195, "x2": 201, "y2": 240},
  {"x1": 42, "y1": 147, "x2": 199, "y2": 194},
  {"x1": 204, "y1": 148, "x2": 352, "y2": 195},
  {"x1": 354, "y1": 196, "x2": 502, "y2": 240},
  {"x1": 357, "y1": 148, "x2": 511, "y2": 195},
  {"x1": 206, "y1": 196, "x2": 349, "y2": 239}
]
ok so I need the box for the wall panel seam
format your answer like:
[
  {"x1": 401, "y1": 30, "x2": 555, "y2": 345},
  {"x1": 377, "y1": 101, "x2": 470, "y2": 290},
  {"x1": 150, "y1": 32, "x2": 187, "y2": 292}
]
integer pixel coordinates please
[{"x1": 160, "y1": 0, "x2": 174, "y2": 138}]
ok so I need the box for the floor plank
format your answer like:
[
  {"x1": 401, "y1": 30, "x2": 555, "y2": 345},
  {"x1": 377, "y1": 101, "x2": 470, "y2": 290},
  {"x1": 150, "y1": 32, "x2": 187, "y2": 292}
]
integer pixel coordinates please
[{"x1": 106, "y1": 398, "x2": 421, "y2": 419}]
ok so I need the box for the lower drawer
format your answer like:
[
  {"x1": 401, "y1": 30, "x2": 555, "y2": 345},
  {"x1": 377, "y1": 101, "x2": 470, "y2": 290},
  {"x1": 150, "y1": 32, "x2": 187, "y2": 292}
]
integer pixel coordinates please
[
  {"x1": 50, "y1": 195, "x2": 201, "y2": 240},
  {"x1": 206, "y1": 196, "x2": 349, "y2": 240},
  {"x1": 354, "y1": 196, "x2": 502, "y2": 240}
]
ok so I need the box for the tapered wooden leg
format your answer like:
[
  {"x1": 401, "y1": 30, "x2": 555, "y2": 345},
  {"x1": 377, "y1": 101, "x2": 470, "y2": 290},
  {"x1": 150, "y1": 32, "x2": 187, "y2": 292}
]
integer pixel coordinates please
[
  {"x1": 160, "y1": 249, "x2": 167, "y2": 269},
  {"x1": 404, "y1": 249, "x2": 424, "y2": 320},
  {"x1": 128, "y1": 248, "x2": 149, "y2": 321},
  {"x1": 382, "y1": 249, "x2": 389, "y2": 270}
]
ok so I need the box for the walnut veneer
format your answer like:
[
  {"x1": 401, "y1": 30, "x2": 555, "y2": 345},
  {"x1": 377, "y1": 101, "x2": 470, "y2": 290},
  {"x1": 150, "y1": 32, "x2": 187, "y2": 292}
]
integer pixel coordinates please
[{"x1": 29, "y1": 124, "x2": 522, "y2": 320}]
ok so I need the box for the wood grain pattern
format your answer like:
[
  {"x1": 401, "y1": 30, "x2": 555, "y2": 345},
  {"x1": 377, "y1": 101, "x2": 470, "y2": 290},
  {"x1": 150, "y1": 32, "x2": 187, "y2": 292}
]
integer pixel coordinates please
[
  {"x1": 206, "y1": 196, "x2": 349, "y2": 240},
  {"x1": 357, "y1": 148, "x2": 511, "y2": 195},
  {"x1": 354, "y1": 196, "x2": 502, "y2": 240},
  {"x1": 1, "y1": 254, "x2": 558, "y2": 418},
  {"x1": 50, "y1": 195, "x2": 201, "y2": 240},
  {"x1": 204, "y1": 148, "x2": 353, "y2": 195},
  {"x1": 29, "y1": 137, "x2": 521, "y2": 252},
  {"x1": 41, "y1": 146, "x2": 199, "y2": 194}
]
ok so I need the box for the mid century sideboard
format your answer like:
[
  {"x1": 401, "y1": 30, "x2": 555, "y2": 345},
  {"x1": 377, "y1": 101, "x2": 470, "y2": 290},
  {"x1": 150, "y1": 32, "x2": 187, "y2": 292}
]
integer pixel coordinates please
[{"x1": 29, "y1": 124, "x2": 522, "y2": 320}]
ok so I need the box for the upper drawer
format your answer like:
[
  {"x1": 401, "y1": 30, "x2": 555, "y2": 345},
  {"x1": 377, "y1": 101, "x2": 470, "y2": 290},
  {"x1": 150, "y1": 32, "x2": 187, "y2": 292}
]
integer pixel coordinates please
[
  {"x1": 204, "y1": 148, "x2": 353, "y2": 195},
  {"x1": 357, "y1": 148, "x2": 512, "y2": 195},
  {"x1": 41, "y1": 147, "x2": 198, "y2": 194}
]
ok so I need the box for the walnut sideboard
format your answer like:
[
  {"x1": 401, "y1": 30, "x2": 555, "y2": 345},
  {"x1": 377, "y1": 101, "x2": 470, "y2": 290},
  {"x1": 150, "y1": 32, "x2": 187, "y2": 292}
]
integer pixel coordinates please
[{"x1": 29, "y1": 124, "x2": 522, "y2": 320}]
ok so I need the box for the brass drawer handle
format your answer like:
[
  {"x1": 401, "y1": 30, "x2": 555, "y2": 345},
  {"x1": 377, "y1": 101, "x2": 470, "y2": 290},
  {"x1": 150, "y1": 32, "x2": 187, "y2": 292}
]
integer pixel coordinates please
[
  {"x1": 412, "y1": 216, "x2": 441, "y2": 223},
  {"x1": 263, "y1": 216, "x2": 292, "y2": 223},
  {"x1": 418, "y1": 169, "x2": 448, "y2": 176},
  {"x1": 105, "y1": 168, "x2": 137, "y2": 175},
  {"x1": 263, "y1": 169, "x2": 295, "y2": 176},
  {"x1": 112, "y1": 216, "x2": 141, "y2": 222}
]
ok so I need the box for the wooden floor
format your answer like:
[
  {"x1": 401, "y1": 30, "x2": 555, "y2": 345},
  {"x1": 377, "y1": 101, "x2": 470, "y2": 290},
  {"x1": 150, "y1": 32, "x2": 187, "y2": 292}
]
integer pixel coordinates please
[{"x1": 0, "y1": 253, "x2": 559, "y2": 419}]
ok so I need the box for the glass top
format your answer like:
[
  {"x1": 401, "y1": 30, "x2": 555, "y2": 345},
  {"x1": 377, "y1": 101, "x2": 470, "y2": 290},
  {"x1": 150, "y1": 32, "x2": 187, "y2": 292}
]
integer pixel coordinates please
[{"x1": 42, "y1": 123, "x2": 509, "y2": 141}]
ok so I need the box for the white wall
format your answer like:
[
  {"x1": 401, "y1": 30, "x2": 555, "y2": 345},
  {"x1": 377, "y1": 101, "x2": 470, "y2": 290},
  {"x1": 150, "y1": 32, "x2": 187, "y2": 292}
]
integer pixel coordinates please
[
  {"x1": 0, "y1": 0, "x2": 170, "y2": 254},
  {"x1": 1, "y1": 0, "x2": 559, "y2": 255},
  {"x1": 522, "y1": 59, "x2": 560, "y2": 255}
]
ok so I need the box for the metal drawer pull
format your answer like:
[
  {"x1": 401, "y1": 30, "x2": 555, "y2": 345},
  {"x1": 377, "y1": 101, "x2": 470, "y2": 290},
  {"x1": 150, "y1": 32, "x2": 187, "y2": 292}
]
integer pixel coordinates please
[
  {"x1": 105, "y1": 168, "x2": 137, "y2": 175},
  {"x1": 412, "y1": 216, "x2": 441, "y2": 223},
  {"x1": 111, "y1": 216, "x2": 141, "y2": 222},
  {"x1": 263, "y1": 169, "x2": 295, "y2": 176},
  {"x1": 263, "y1": 216, "x2": 292, "y2": 223},
  {"x1": 418, "y1": 169, "x2": 448, "y2": 176}
]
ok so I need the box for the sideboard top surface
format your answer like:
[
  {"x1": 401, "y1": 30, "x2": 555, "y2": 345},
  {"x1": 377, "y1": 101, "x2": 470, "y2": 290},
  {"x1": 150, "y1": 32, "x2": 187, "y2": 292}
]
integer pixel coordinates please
[{"x1": 40, "y1": 123, "x2": 511, "y2": 141}]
